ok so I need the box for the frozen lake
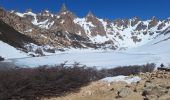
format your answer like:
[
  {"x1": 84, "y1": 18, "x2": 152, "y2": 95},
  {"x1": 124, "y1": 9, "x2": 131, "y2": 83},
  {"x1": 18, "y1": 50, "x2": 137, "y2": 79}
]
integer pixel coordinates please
[{"x1": 9, "y1": 49, "x2": 163, "y2": 69}]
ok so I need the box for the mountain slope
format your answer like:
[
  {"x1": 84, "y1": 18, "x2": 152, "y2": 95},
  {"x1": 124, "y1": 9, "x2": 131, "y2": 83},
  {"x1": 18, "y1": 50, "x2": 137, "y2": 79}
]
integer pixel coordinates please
[
  {"x1": 0, "y1": 19, "x2": 37, "y2": 49},
  {"x1": 129, "y1": 26, "x2": 170, "y2": 52}
]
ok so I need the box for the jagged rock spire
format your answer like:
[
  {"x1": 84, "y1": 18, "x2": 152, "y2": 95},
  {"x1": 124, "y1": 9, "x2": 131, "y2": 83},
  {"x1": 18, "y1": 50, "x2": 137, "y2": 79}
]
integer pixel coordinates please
[
  {"x1": 0, "y1": 6, "x2": 4, "y2": 10},
  {"x1": 151, "y1": 16, "x2": 157, "y2": 20},
  {"x1": 41, "y1": 9, "x2": 51, "y2": 16},
  {"x1": 131, "y1": 16, "x2": 140, "y2": 26},
  {"x1": 132, "y1": 16, "x2": 140, "y2": 20},
  {"x1": 150, "y1": 16, "x2": 158, "y2": 22},
  {"x1": 0, "y1": 5, "x2": 4, "y2": 10},
  {"x1": 87, "y1": 11, "x2": 94, "y2": 17},
  {"x1": 26, "y1": 8, "x2": 32, "y2": 12},
  {"x1": 148, "y1": 16, "x2": 158, "y2": 29},
  {"x1": 0, "y1": 7, "x2": 5, "y2": 18},
  {"x1": 43, "y1": 9, "x2": 49, "y2": 13},
  {"x1": 60, "y1": 3, "x2": 67, "y2": 12}
]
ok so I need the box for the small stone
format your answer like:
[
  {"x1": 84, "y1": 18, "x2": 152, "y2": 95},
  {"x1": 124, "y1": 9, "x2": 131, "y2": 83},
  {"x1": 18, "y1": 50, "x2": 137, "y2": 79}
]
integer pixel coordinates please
[
  {"x1": 158, "y1": 94, "x2": 170, "y2": 100},
  {"x1": 110, "y1": 88, "x2": 114, "y2": 91},
  {"x1": 146, "y1": 95, "x2": 158, "y2": 100},
  {"x1": 145, "y1": 82, "x2": 156, "y2": 88},
  {"x1": 118, "y1": 87, "x2": 133, "y2": 98}
]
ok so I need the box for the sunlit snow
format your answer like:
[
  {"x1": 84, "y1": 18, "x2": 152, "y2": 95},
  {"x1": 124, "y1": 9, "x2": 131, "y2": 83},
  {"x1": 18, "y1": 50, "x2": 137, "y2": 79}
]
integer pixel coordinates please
[{"x1": 100, "y1": 75, "x2": 141, "y2": 84}]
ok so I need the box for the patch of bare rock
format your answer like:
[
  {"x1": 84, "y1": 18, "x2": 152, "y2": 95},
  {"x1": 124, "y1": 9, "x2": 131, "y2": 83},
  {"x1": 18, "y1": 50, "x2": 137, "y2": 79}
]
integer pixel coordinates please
[{"x1": 43, "y1": 70, "x2": 170, "y2": 100}]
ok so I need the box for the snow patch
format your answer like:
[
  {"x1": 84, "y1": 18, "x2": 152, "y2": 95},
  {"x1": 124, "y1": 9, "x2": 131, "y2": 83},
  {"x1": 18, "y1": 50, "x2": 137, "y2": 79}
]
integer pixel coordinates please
[
  {"x1": 73, "y1": 18, "x2": 95, "y2": 36},
  {"x1": 0, "y1": 41, "x2": 28, "y2": 59},
  {"x1": 100, "y1": 75, "x2": 141, "y2": 84},
  {"x1": 60, "y1": 20, "x2": 65, "y2": 24},
  {"x1": 15, "y1": 12, "x2": 54, "y2": 29},
  {"x1": 15, "y1": 12, "x2": 24, "y2": 17},
  {"x1": 25, "y1": 29, "x2": 33, "y2": 32},
  {"x1": 24, "y1": 43, "x2": 55, "y2": 56},
  {"x1": 90, "y1": 35, "x2": 110, "y2": 43}
]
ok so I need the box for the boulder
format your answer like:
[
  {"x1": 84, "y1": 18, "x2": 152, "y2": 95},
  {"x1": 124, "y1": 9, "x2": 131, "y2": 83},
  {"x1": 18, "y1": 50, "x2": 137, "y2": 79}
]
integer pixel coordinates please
[
  {"x1": 158, "y1": 94, "x2": 170, "y2": 100},
  {"x1": 118, "y1": 87, "x2": 133, "y2": 98},
  {"x1": 0, "y1": 56, "x2": 4, "y2": 61},
  {"x1": 143, "y1": 86, "x2": 168, "y2": 98}
]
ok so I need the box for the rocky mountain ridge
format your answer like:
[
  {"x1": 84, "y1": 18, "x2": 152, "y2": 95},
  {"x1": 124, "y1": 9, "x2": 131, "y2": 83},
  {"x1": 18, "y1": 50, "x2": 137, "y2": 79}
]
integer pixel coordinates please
[{"x1": 0, "y1": 4, "x2": 170, "y2": 56}]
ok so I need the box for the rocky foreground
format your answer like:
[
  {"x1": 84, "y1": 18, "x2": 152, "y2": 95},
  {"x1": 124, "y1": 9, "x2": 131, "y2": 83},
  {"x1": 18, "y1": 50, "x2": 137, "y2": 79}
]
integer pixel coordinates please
[{"x1": 44, "y1": 70, "x2": 170, "y2": 100}]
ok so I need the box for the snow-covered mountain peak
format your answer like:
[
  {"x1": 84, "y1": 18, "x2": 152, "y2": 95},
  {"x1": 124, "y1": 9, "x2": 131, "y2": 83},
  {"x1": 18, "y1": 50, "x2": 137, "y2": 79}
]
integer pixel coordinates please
[{"x1": 1, "y1": 6, "x2": 170, "y2": 54}]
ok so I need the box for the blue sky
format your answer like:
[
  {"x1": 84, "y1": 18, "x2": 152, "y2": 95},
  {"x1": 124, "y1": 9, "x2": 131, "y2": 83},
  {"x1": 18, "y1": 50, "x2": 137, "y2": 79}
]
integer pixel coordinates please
[{"x1": 0, "y1": 0, "x2": 170, "y2": 20}]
